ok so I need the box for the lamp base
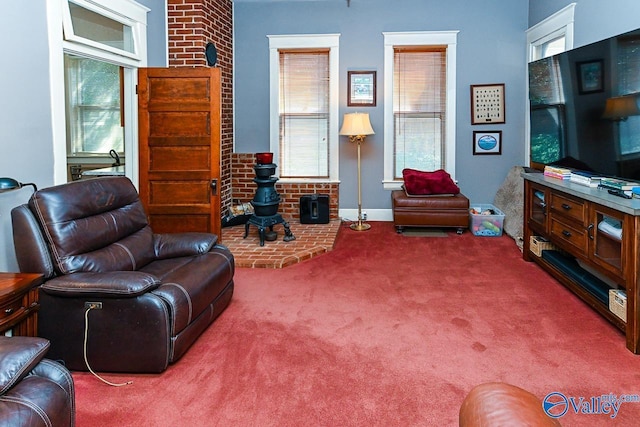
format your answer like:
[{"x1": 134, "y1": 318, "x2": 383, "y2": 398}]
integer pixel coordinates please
[{"x1": 350, "y1": 221, "x2": 371, "y2": 231}]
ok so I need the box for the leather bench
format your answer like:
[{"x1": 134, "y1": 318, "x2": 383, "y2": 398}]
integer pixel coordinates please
[{"x1": 391, "y1": 189, "x2": 469, "y2": 234}]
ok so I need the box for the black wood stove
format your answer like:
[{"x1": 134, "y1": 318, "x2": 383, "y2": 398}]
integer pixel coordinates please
[{"x1": 243, "y1": 161, "x2": 295, "y2": 246}]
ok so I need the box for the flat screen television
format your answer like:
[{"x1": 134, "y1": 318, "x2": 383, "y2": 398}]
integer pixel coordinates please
[{"x1": 529, "y1": 27, "x2": 640, "y2": 180}]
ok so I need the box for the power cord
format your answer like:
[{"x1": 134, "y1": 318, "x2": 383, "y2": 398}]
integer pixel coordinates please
[{"x1": 84, "y1": 307, "x2": 133, "y2": 387}]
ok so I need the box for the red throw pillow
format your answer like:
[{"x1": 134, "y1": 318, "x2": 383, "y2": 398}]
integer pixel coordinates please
[{"x1": 402, "y1": 168, "x2": 460, "y2": 195}]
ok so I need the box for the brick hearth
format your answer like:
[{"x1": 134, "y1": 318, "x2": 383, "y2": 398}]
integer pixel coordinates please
[{"x1": 221, "y1": 219, "x2": 342, "y2": 268}]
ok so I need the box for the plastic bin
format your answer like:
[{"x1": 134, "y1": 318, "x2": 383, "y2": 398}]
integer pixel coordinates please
[{"x1": 469, "y1": 204, "x2": 505, "y2": 237}]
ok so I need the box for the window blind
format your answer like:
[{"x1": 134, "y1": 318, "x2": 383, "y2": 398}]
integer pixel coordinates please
[
  {"x1": 65, "y1": 54, "x2": 123, "y2": 154},
  {"x1": 279, "y1": 50, "x2": 330, "y2": 178},
  {"x1": 393, "y1": 47, "x2": 446, "y2": 178}
]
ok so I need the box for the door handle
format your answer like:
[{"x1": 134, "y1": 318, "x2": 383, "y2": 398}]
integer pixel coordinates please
[{"x1": 210, "y1": 179, "x2": 218, "y2": 195}]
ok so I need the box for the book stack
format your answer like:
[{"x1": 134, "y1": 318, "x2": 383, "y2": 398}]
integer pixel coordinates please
[
  {"x1": 544, "y1": 165, "x2": 572, "y2": 180},
  {"x1": 599, "y1": 177, "x2": 640, "y2": 197},
  {"x1": 599, "y1": 177, "x2": 639, "y2": 190},
  {"x1": 569, "y1": 170, "x2": 604, "y2": 187}
]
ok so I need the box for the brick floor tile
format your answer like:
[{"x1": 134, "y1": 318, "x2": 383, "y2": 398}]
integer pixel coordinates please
[{"x1": 221, "y1": 219, "x2": 341, "y2": 268}]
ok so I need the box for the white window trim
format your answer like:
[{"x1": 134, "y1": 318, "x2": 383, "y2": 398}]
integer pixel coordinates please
[
  {"x1": 382, "y1": 31, "x2": 458, "y2": 190},
  {"x1": 267, "y1": 33, "x2": 340, "y2": 183},
  {"x1": 526, "y1": 3, "x2": 576, "y2": 62},
  {"x1": 62, "y1": 0, "x2": 145, "y2": 62},
  {"x1": 525, "y1": 3, "x2": 575, "y2": 166},
  {"x1": 50, "y1": 0, "x2": 149, "y2": 187}
]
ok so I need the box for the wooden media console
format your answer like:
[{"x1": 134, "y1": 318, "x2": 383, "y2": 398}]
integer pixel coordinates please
[{"x1": 523, "y1": 172, "x2": 640, "y2": 354}]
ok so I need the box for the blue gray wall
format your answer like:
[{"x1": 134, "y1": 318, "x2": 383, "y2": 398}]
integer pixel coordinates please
[
  {"x1": 234, "y1": 0, "x2": 530, "y2": 212},
  {"x1": 0, "y1": 1, "x2": 55, "y2": 271},
  {"x1": 529, "y1": 0, "x2": 640, "y2": 48}
]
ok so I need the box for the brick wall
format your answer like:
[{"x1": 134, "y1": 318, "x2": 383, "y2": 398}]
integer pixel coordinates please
[
  {"x1": 231, "y1": 154, "x2": 340, "y2": 220},
  {"x1": 167, "y1": 0, "x2": 234, "y2": 214}
]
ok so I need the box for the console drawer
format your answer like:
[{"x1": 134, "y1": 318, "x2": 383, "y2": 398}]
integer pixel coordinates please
[
  {"x1": 0, "y1": 295, "x2": 26, "y2": 321},
  {"x1": 550, "y1": 217, "x2": 587, "y2": 255},
  {"x1": 550, "y1": 192, "x2": 586, "y2": 225}
]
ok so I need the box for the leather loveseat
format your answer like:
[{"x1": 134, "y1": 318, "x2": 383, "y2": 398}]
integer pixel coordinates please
[
  {"x1": 11, "y1": 177, "x2": 234, "y2": 373},
  {"x1": 0, "y1": 336, "x2": 75, "y2": 426}
]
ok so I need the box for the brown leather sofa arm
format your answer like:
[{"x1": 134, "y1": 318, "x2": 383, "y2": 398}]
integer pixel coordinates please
[
  {"x1": 41, "y1": 271, "x2": 161, "y2": 298},
  {"x1": 0, "y1": 337, "x2": 50, "y2": 394},
  {"x1": 460, "y1": 382, "x2": 561, "y2": 427},
  {"x1": 0, "y1": 337, "x2": 75, "y2": 427},
  {"x1": 153, "y1": 232, "x2": 217, "y2": 259}
]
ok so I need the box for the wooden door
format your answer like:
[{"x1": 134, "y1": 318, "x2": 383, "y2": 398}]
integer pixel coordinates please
[{"x1": 138, "y1": 67, "x2": 221, "y2": 237}]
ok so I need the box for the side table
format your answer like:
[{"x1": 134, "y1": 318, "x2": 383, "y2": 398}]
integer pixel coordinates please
[{"x1": 0, "y1": 273, "x2": 43, "y2": 337}]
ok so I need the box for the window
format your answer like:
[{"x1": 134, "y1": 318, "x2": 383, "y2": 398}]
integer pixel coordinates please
[
  {"x1": 65, "y1": 54, "x2": 123, "y2": 155},
  {"x1": 62, "y1": 0, "x2": 140, "y2": 60},
  {"x1": 526, "y1": 4, "x2": 575, "y2": 62},
  {"x1": 56, "y1": 0, "x2": 148, "y2": 184},
  {"x1": 393, "y1": 47, "x2": 446, "y2": 178},
  {"x1": 533, "y1": 34, "x2": 566, "y2": 60},
  {"x1": 383, "y1": 31, "x2": 458, "y2": 189},
  {"x1": 279, "y1": 50, "x2": 329, "y2": 178},
  {"x1": 268, "y1": 34, "x2": 340, "y2": 182}
]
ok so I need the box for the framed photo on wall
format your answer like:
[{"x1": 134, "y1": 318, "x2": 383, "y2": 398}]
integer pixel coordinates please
[
  {"x1": 348, "y1": 71, "x2": 376, "y2": 107},
  {"x1": 576, "y1": 60, "x2": 604, "y2": 94},
  {"x1": 473, "y1": 130, "x2": 502, "y2": 155},
  {"x1": 470, "y1": 83, "x2": 505, "y2": 124}
]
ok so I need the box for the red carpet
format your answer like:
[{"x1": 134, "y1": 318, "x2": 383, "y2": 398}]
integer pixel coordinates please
[{"x1": 74, "y1": 222, "x2": 640, "y2": 426}]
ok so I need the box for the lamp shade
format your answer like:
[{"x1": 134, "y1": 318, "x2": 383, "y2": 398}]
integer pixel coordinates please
[
  {"x1": 0, "y1": 177, "x2": 21, "y2": 192},
  {"x1": 602, "y1": 95, "x2": 640, "y2": 120},
  {"x1": 339, "y1": 112, "x2": 375, "y2": 136},
  {"x1": 0, "y1": 177, "x2": 38, "y2": 193}
]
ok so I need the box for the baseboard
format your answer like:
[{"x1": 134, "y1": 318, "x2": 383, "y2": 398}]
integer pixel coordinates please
[{"x1": 338, "y1": 208, "x2": 393, "y2": 222}]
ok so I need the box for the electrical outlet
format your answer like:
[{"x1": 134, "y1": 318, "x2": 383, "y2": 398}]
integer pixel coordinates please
[
  {"x1": 85, "y1": 302, "x2": 103, "y2": 310},
  {"x1": 362, "y1": 211, "x2": 367, "y2": 220}
]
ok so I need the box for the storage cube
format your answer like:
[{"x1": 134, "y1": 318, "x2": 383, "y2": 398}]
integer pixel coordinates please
[
  {"x1": 469, "y1": 204, "x2": 505, "y2": 237},
  {"x1": 609, "y1": 289, "x2": 627, "y2": 322},
  {"x1": 530, "y1": 235, "x2": 555, "y2": 257}
]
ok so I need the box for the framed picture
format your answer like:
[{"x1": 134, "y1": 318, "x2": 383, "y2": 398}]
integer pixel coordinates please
[
  {"x1": 473, "y1": 130, "x2": 502, "y2": 155},
  {"x1": 471, "y1": 83, "x2": 505, "y2": 124},
  {"x1": 347, "y1": 71, "x2": 376, "y2": 107},
  {"x1": 576, "y1": 60, "x2": 604, "y2": 94}
]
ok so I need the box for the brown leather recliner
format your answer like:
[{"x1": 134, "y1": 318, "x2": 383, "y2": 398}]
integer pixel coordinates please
[
  {"x1": 0, "y1": 336, "x2": 75, "y2": 426},
  {"x1": 11, "y1": 177, "x2": 234, "y2": 373}
]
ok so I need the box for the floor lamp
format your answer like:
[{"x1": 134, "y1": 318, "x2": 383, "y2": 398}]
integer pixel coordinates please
[{"x1": 339, "y1": 112, "x2": 375, "y2": 231}]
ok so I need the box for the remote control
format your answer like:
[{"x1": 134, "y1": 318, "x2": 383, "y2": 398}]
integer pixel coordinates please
[{"x1": 608, "y1": 189, "x2": 632, "y2": 199}]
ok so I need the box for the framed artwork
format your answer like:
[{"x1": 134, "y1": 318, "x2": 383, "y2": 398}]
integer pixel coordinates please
[
  {"x1": 471, "y1": 83, "x2": 505, "y2": 124},
  {"x1": 473, "y1": 131, "x2": 502, "y2": 155},
  {"x1": 576, "y1": 60, "x2": 604, "y2": 94},
  {"x1": 347, "y1": 71, "x2": 376, "y2": 107}
]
